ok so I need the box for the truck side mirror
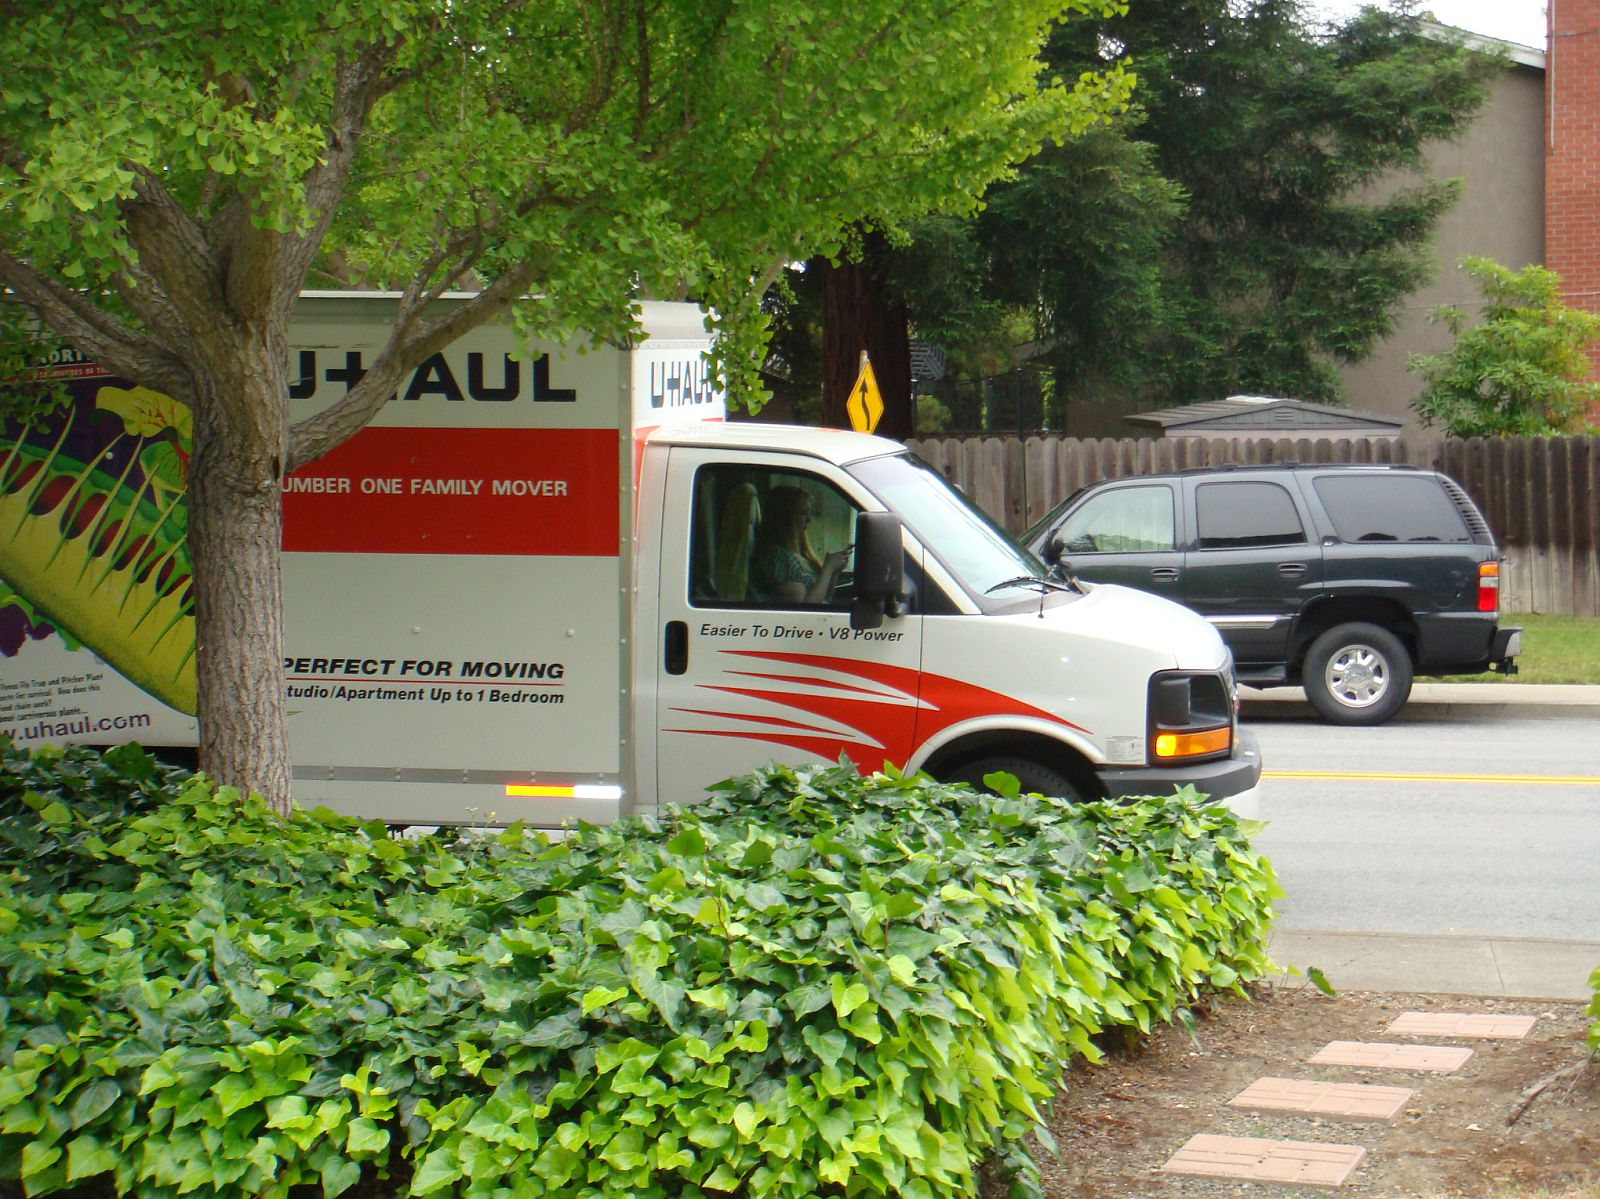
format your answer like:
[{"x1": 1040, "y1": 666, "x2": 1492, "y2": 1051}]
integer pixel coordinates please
[
  {"x1": 850, "y1": 511, "x2": 904, "y2": 631},
  {"x1": 1043, "y1": 531, "x2": 1065, "y2": 565}
]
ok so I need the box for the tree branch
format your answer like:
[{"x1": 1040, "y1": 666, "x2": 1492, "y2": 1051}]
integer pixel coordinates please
[
  {"x1": 224, "y1": 43, "x2": 401, "y2": 325},
  {"x1": 0, "y1": 250, "x2": 190, "y2": 395},
  {"x1": 285, "y1": 260, "x2": 536, "y2": 469},
  {"x1": 119, "y1": 166, "x2": 228, "y2": 339}
]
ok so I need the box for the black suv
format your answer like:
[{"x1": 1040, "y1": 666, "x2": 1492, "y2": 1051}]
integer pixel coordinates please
[{"x1": 1022, "y1": 464, "x2": 1521, "y2": 725}]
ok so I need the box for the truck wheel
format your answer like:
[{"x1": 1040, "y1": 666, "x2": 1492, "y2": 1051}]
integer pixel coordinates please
[
  {"x1": 949, "y1": 756, "x2": 1082, "y2": 802},
  {"x1": 1302, "y1": 622, "x2": 1412, "y2": 725}
]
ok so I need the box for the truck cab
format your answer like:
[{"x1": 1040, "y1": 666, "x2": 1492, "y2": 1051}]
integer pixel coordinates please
[{"x1": 638, "y1": 423, "x2": 1262, "y2": 814}]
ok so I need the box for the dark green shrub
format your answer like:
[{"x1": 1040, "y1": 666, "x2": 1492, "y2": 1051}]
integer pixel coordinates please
[
  {"x1": 0, "y1": 742, "x2": 1277, "y2": 1199},
  {"x1": 1587, "y1": 966, "x2": 1599, "y2": 1056}
]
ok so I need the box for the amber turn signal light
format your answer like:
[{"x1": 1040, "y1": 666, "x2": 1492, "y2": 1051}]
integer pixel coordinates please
[{"x1": 1154, "y1": 726, "x2": 1232, "y2": 759}]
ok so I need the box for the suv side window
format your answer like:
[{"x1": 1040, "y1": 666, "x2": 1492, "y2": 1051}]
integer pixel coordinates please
[
  {"x1": 1195, "y1": 481, "x2": 1306, "y2": 549},
  {"x1": 1056, "y1": 485, "x2": 1176, "y2": 553},
  {"x1": 1313, "y1": 475, "x2": 1472, "y2": 543}
]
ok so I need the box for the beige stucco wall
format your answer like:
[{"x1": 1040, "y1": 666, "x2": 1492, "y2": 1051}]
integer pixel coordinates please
[{"x1": 1336, "y1": 63, "x2": 1546, "y2": 434}]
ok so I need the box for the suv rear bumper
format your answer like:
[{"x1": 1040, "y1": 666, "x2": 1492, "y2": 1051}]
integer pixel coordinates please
[
  {"x1": 1416, "y1": 613, "x2": 1521, "y2": 673},
  {"x1": 1096, "y1": 726, "x2": 1262, "y2": 817},
  {"x1": 1490, "y1": 626, "x2": 1522, "y2": 673}
]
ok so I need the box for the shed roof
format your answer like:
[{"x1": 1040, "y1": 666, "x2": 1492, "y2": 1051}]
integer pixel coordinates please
[{"x1": 1126, "y1": 395, "x2": 1406, "y2": 434}]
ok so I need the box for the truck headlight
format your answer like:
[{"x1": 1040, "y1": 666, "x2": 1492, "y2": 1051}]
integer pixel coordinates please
[{"x1": 1148, "y1": 671, "x2": 1233, "y2": 763}]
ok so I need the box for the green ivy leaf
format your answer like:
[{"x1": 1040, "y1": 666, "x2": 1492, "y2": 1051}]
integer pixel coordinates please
[
  {"x1": 345, "y1": 1117, "x2": 389, "y2": 1157},
  {"x1": 409, "y1": 1145, "x2": 462, "y2": 1196},
  {"x1": 830, "y1": 977, "x2": 870, "y2": 1017},
  {"x1": 320, "y1": 1154, "x2": 361, "y2": 1199},
  {"x1": 64, "y1": 1134, "x2": 117, "y2": 1183},
  {"x1": 581, "y1": 986, "x2": 630, "y2": 1015},
  {"x1": 20, "y1": 1140, "x2": 61, "y2": 1179},
  {"x1": 666, "y1": 827, "x2": 706, "y2": 856},
  {"x1": 67, "y1": 1080, "x2": 121, "y2": 1129}
]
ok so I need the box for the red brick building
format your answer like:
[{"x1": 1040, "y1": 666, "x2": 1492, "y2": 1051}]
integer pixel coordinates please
[{"x1": 1546, "y1": 0, "x2": 1600, "y2": 404}]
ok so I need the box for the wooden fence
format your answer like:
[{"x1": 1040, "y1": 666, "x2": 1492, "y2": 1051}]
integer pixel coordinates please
[{"x1": 906, "y1": 433, "x2": 1600, "y2": 617}]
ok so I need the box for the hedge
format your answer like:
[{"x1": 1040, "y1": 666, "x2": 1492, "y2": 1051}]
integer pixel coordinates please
[
  {"x1": 1588, "y1": 966, "x2": 1599, "y2": 1055},
  {"x1": 0, "y1": 740, "x2": 1279, "y2": 1199}
]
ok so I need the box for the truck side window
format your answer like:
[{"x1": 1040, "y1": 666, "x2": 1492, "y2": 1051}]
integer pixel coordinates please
[
  {"x1": 690, "y1": 465, "x2": 861, "y2": 609},
  {"x1": 1195, "y1": 481, "x2": 1307, "y2": 550},
  {"x1": 1055, "y1": 485, "x2": 1176, "y2": 553}
]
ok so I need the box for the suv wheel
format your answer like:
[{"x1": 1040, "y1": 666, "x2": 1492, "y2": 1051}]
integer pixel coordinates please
[{"x1": 1303, "y1": 622, "x2": 1413, "y2": 726}]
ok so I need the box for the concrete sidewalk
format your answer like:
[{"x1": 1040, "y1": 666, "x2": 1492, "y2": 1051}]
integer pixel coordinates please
[
  {"x1": 1267, "y1": 929, "x2": 1600, "y2": 1000},
  {"x1": 1242, "y1": 680, "x2": 1600, "y2": 721}
]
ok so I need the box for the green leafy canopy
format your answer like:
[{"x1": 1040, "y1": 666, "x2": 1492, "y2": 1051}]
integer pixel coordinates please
[
  {"x1": 1410, "y1": 256, "x2": 1600, "y2": 437},
  {"x1": 0, "y1": 0, "x2": 1133, "y2": 407}
]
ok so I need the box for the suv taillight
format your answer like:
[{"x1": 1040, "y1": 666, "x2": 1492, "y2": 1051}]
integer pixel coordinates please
[{"x1": 1477, "y1": 561, "x2": 1500, "y2": 613}]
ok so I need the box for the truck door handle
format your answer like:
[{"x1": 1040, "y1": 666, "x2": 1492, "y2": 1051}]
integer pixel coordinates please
[
  {"x1": 1277, "y1": 563, "x2": 1307, "y2": 578},
  {"x1": 664, "y1": 621, "x2": 688, "y2": 675},
  {"x1": 1150, "y1": 567, "x2": 1179, "y2": 583}
]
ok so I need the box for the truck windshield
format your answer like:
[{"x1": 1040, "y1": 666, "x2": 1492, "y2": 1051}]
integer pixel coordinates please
[{"x1": 849, "y1": 453, "x2": 1046, "y2": 598}]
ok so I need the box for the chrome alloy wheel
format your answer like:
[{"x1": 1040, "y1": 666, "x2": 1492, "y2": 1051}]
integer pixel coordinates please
[{"x1": 1325, "y1": 643, "x2": 1390, "y2": 708}]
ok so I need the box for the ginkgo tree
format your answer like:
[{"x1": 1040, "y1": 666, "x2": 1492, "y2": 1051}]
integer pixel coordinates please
[{"x1": 0, "y1": 0, "x2": 1128, "y2": 810}]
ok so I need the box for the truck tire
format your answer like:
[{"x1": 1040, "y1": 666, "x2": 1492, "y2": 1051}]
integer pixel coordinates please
[
  {"x1": 948, "y1": 756, "x2": 1082, "y2": 803},
  {"x1": 1302, "y1": 622, "x2": 1412, "y2": 726}
]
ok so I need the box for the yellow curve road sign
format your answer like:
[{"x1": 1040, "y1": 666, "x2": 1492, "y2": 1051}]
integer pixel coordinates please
[{"x1": 846, "y1": 354, "x2": 884, "y2": 434}]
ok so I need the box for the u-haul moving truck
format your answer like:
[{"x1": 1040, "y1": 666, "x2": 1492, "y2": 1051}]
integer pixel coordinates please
[{"x1": 0, "y1": 293, "x2": 1261, "y2": 823}]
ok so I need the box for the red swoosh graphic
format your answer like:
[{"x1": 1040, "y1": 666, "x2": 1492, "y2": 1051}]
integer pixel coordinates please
[
  {"x1": 671, "y1": 707, "x2": 838, "y2": 735},
  {"x1": 723, "y1": 669, "x2": 889, "y2": 697},
  {"x1": 663, "y1": 649, "x2": 1087, "y2": 771}
]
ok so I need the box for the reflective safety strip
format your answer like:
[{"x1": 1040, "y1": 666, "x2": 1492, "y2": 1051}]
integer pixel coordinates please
[{"x1": 504, "y1": 783, "x2": 625, "y2": 800}]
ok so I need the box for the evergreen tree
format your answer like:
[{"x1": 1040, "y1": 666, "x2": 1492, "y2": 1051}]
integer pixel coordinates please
[
  {"x1": 1072, "y1": 0, "x2": 1499, "y2": 404},
  {"x1": 780, "y1": 1, "x2": 1502, "y2": 429}
]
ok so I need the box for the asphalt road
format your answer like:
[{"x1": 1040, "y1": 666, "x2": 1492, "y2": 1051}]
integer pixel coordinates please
[{"x1": 1247, "y1": 711, "x2": 1600, "y2": 942}]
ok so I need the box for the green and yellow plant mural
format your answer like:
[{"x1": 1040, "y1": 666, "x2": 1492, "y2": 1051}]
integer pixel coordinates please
[{"x1": 0, "y1": 386, "x2": 196, "y2": 712}]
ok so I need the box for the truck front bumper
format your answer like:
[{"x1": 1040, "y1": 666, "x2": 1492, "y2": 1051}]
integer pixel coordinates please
[{"x1": 1095, "y1": 726, "x2": 1263, "y2": 820}]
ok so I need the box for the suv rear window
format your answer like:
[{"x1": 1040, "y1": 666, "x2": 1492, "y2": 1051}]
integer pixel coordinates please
[{"x1": 1313, "y1": 475, "x2": 1472, "y2": 543}]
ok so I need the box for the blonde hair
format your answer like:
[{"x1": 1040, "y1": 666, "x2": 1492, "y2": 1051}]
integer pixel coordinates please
[{"x1": 757, "y1": 485, "x2": 823, "y2": 572}]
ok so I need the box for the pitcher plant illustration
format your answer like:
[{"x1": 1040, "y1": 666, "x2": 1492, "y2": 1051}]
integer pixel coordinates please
[{"x1": 0, "y1": 385, "x2": 197, "y2": 713}]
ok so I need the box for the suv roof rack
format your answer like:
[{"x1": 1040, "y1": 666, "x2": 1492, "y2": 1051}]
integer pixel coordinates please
[{"x1": 1171, "y1": 461, "x2": 1421, "y2": 478}]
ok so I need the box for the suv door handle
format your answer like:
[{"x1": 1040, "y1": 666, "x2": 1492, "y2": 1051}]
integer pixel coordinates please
[
  {"x1": 1150, "y1": 567, "x2": 1180, "y2": 583},
  {"x1": 1277, "y1": 563, "x2": 1307, "y2": 578}
]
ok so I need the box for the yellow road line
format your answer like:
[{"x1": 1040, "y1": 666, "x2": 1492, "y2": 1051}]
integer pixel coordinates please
[{"x1": 1264, "y1": 769, "x2": 1600, "y2": 786}]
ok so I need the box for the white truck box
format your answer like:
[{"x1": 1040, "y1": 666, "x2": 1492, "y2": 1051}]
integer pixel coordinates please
[{"x1": 0, "y1": 294, "x2": 1261, "y2": 824}]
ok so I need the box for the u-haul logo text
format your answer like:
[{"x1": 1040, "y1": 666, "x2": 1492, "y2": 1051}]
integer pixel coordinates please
[
  {"x1": 287, "y1": 350, "x2": 575, "y2": 404},
  {"x1": 649, "y1": 358, "x2": 718, "y2": 410}
]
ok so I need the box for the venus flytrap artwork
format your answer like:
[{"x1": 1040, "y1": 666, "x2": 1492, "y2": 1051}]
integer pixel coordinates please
[{"x1": 0, "y1": 385, "x2": 197, "y2": 714}]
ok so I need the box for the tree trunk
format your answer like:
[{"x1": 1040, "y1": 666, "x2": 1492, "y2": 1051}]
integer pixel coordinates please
[
  {"x1": 817, "y1": 232, "x2": 913, "y2": 441},
  {"x1": 186, "y1": 337, "x2": 294, "y2": 813}
]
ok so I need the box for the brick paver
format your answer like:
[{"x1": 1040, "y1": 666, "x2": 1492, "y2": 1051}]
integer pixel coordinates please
[
  {"x1": 1227, "y1": 1076, "x2": 1415, "y2": 1122},
  {"x1": 1386, "y1": 1012, "x2": 1537, "y2": 1039},
  {"x1": 1308, "y1": 1040, "x2": 1474, "y2": 1072},
  {"x1": 1160, "y1": 1134, "x2": 1366, "y2": 1186}
]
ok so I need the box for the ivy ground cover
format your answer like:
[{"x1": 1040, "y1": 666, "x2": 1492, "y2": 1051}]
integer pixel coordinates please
[{"x1": 0, "y1": 743, "x2": 1278, "y2": 1199}]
